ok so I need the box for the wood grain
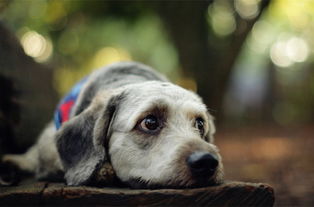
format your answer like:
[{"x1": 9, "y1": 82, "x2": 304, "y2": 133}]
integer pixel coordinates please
[{"x1": 0, "y1": 181, "x2": 274, "y2": 206}]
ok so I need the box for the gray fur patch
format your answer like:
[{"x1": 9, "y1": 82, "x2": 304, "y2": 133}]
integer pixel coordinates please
[
  {"x1": 73, "y1": 62, "x2": 167, "y2": 116},
  {"x1": 56, "y1": 92, "x2": 126, "y2": 185}
]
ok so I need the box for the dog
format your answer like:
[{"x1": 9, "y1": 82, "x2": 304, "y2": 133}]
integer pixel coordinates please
[{"x1": 2, "y1": 62, "x2": 223, "y2": 188}]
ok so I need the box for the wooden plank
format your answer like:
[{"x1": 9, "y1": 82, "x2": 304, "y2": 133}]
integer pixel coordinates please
[
  {"x1": 0, "y1": 181, "x2": 274, "y2": 206},
  {"x1": 0, "y1": 182, "x2": 47, "y2": 205}
]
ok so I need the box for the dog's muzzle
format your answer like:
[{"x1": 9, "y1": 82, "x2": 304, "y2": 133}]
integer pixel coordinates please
[{"x1": 186, "y1": 151, "x2": 218, "y2": 179}]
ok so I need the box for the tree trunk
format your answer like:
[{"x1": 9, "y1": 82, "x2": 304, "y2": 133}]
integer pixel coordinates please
[{"x1": 154, "y1": 0, "x2": 270, "y2": 123}]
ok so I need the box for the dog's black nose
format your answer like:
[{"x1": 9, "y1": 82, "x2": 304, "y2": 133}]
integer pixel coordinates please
[{"x1": 187, "y1": 152, "x2": 218, "y2": 176}]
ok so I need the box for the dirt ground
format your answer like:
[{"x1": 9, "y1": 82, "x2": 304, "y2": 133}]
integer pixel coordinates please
[{"x1": 215, "y1": 125, "x2": 314, "y2": 206}]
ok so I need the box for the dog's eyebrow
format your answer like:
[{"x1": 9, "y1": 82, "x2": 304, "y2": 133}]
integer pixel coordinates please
[
  {"x1": 186, "y1": 111, "x2": 206, "y2": 119},
  {"x1": 181, "y1": 102, "x2": 207, "y2": 119},
  {"x1": 136, "y1": 101, "x2": 169, "y2": 120}
]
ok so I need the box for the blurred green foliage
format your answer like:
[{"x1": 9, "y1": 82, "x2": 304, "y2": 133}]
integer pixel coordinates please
[
  {"x1": 1, "y1": 0, "x2": 178, "y2": 95},
  {"x1": 227, "y1": 0, "x2": 314, "y2": 125},
  {"x1": 1, "y1": 0, "x2": 314, "y2": 126}
]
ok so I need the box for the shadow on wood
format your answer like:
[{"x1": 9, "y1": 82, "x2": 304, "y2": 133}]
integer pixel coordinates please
[{"x1": 0, "y1": 181, "x2": 274, "y2": 206}]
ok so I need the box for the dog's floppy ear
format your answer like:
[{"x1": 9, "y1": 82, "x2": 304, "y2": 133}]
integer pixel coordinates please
[
  {"x1": 205, "y1": 113, "x2": 216, "y2": 143},
  {"x1": 55, "y1": 92, "x2": 124, "y2": 186}
]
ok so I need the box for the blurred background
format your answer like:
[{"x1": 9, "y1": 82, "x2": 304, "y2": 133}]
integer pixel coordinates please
[{"x1": 0, "y1": 0, "x2": 313, "y2": 205}]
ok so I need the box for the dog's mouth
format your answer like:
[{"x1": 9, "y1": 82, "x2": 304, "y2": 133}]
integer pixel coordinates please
[{"x1": 119, "y1": 155, "x2": 224, "y2": 189}]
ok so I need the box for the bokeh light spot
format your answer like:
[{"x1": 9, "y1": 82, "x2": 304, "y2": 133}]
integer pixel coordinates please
[
  {"x1": 270, "y1": 36, "x2": 309, "y2": 68},
  {"x1": 20, "y1": 31, "x2": 53, "y2": 62},
  {"x1": 250, "y1": 20, "x2": 273, "y2": 54},
  {"x1": 209, "y1": 2, "x2": 236, "y2": 36},
  {"x1": 270, "y1": 40, "x2": 293, "y2": 68},
  {"x1": 90, "y1": 47, "x2": 131, "y2": 69},
  {"x1": 235, "y1": 0, "x2": 260, "y2": 20},
  {"x1": 286, "y1": 37, "x2": 309, "y2": 63}
]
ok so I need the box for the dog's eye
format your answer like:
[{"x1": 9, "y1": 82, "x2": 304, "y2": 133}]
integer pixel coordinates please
[
  {"x1": 139, "y1": 115, "x2": 160, "y2": 133},
  {"x1": 195, "y1": 117, "x2": 205, "y2": 136}
]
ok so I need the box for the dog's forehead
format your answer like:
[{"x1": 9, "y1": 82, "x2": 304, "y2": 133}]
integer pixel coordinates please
[
  {"x1": 126, "y1": 81, "x2": 201, "y2": 102},
  {"x1": 114, "y1": 81, "x2": 208, "y2": 130}
]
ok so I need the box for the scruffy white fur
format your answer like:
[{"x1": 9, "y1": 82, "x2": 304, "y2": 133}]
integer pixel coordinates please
[
  {"x1": 3, "y1": 62, "x2": 223, "y2": 188},
  {"x1": 109, "y1": 82, "x2": 222, "y2": 187}
]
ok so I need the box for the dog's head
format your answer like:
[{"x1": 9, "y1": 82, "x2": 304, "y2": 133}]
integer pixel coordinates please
[{"x1": 56, "y1": 81, "x2": 223, "y2": 188}]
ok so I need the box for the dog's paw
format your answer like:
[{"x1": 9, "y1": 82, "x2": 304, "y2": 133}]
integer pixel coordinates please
[{"x1": 91, "y1": 163, "x2": 120, "y2": 187}]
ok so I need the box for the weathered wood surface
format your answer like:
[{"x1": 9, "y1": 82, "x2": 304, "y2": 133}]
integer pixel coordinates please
[{"x1": 0, "y1": 181, "x2": 274, "y2": 206}]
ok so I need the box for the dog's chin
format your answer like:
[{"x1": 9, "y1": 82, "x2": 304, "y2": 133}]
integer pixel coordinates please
[{"x1": 124, "y1": 177, "x2": 221, "y2": 190}]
